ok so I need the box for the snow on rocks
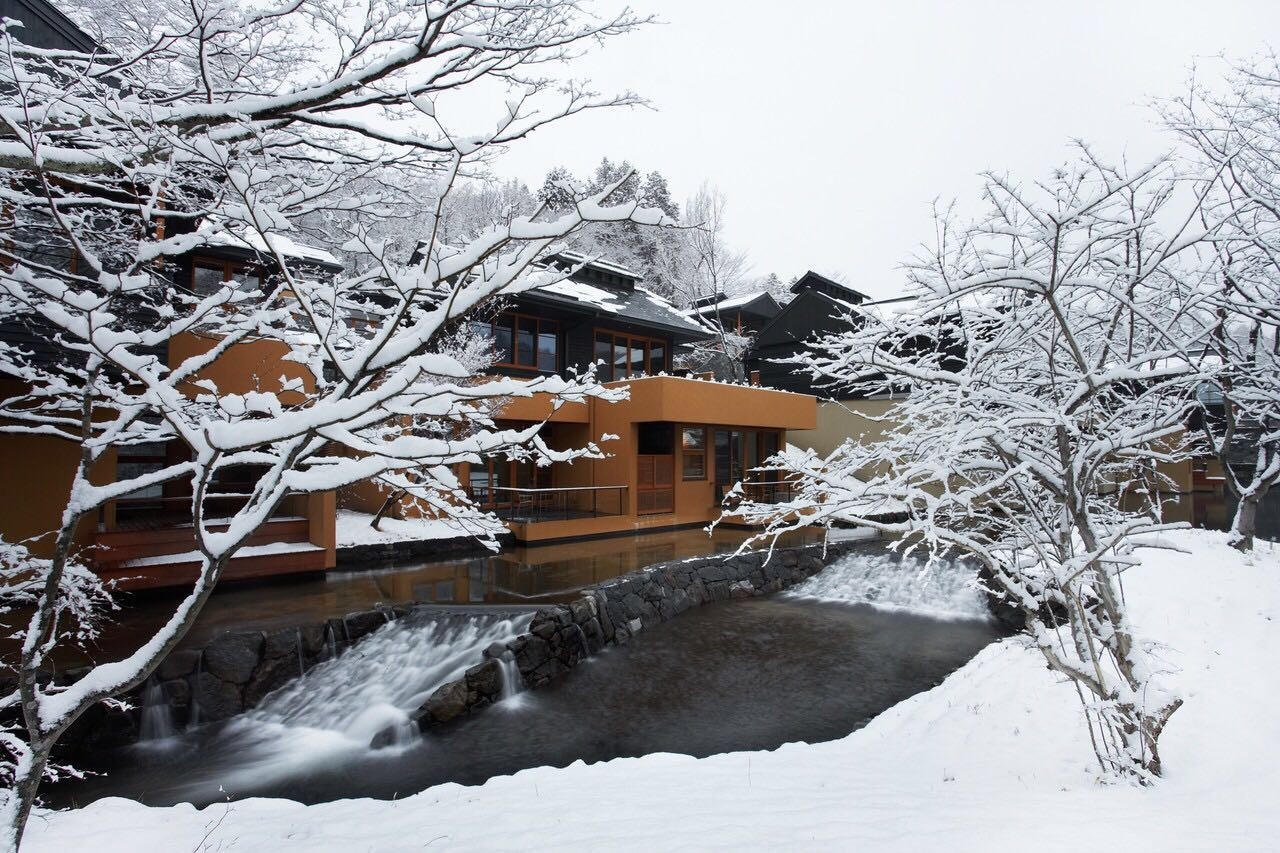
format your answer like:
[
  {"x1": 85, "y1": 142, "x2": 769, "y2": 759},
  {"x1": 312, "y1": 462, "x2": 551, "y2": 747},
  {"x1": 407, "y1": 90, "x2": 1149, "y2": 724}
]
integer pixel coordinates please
[{"x1": 28, "y1": 530, "x2": 1280, "y2": 852}]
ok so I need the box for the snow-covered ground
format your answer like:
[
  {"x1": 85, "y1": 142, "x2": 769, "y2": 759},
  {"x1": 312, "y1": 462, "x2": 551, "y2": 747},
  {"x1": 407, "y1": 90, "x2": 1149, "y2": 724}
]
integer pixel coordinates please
[
  {"x1": 335, "y1": 509, "x2": 471, "y2": 547},
  {"x1": 28, "y1": 530, "x2": 1280, "y2": 851}
]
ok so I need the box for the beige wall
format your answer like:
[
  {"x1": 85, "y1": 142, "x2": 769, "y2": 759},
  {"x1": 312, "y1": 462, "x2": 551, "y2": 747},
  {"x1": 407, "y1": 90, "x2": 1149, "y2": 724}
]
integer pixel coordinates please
[{"x1": 788, "y1": 398, "x2": 901, "y2": 458}]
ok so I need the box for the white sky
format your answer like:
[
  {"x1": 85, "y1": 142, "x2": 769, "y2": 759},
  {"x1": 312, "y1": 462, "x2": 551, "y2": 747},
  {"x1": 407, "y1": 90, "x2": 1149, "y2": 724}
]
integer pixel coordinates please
[{"x1": 486, "y1": 0, "x2": 1280, "y2": 299}]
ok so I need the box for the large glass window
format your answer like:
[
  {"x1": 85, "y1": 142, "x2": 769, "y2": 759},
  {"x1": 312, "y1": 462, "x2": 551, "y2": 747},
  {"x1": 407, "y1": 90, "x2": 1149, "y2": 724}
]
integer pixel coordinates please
[
  {"x1": 594, "y1": 332, "x2": 612, "y2": 376},
  {"x1": 473, "y1": 313, "x2": 555, "y2": 371},
  {"x1": 712, "y1": 429, "x2": 783, "y2": 494},
  {"x1": 517, "y1": 316, "x2": 536, "y2": 366},
  {"x1": 192, "y1": 265, "x2": 225, "y2": 297},
  {"x1": 494, "y1": 315, "x2": 514, "y2": 364},
  {"x1": 594, "y1": 330, "x2": 669, "y2": 381},
  {"x1": 537, "y1": 325, "x2": 558, "y2": 372},
  {"x1": 191, "y1": 258, "x2": 262, "y2": 296},
  {"x1": 648, "y1": 342, "x2": 666, "y2": 376}
]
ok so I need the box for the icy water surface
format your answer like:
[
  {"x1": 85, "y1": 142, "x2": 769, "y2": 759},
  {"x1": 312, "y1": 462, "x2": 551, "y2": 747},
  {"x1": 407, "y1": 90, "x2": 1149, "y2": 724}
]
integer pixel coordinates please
[{"x1": 53, "y1": 591, "x2": 1001, "y2": 808}]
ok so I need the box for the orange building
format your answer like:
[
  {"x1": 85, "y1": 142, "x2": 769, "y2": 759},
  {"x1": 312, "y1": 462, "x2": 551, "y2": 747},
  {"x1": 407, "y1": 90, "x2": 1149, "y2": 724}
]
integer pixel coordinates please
[
  {"x1": 2, "y1": 238, "x2": 815, "y2": 590},
  {"x1": 342, "y1": 254, "x2": 818, "y2": 544},
  {"x1": 0, "y1": 229, "x2": 343, "y2": 590}
]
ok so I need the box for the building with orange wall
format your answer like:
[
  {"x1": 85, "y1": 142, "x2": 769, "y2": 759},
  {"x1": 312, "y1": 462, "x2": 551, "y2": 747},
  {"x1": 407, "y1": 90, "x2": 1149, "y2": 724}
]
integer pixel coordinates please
[{"x1": 342, "y1": 254, "x2": 817, "y2": 544}]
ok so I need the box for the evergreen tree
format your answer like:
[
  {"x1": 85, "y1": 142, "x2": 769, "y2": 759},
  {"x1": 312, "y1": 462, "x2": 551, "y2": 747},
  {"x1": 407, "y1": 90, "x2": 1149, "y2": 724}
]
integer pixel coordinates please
[{"x1": 537, "y1": 165, "x2": 579, "y2": 211}]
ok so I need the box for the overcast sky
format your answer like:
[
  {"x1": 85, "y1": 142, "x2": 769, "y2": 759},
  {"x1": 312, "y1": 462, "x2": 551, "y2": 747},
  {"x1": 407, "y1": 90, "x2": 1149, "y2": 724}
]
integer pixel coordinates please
[{"x1": 486, "y1": 1, "x2": 1280, "y2": 299}]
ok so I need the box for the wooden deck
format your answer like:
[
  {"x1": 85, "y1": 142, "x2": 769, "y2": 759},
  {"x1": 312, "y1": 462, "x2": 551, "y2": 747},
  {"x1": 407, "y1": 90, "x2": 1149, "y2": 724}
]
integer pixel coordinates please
[{"x1": 93, "y1": 516, "x2": 327, "y2": 590}]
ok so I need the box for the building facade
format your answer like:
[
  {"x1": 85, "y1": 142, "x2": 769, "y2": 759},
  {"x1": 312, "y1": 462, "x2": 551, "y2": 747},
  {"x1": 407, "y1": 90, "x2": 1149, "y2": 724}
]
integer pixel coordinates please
[{"x1": 343, "y1": 255, "x2": 817, "y2": 544}]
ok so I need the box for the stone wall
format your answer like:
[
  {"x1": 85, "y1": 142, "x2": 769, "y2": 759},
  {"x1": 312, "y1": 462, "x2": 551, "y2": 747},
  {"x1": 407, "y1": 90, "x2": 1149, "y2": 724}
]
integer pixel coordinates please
[{"x1": 413, "y1": 540, "x2": 865, "y2": 728}]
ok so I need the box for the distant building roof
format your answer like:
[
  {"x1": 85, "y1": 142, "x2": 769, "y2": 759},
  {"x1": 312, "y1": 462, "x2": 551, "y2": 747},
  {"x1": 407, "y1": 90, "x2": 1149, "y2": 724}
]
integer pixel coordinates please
[
  {"x1": 685, "y1": 290, "x2": 782, "y2": 321},
  {"x1": 0, "y1": 0, "x2": 98, "y2": 52},
  {"x1": 790, "y1": 270, "x2": 869, "y2": 304},
  {"x1": 196, "y1": 220, "x2": 343, "y2": 269}
]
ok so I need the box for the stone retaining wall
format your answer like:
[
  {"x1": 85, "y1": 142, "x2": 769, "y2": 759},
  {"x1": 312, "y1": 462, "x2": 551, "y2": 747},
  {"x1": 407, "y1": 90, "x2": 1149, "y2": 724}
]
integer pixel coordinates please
[{"x1": 413, "y1": 540, "x2": 865, "y2": 728}]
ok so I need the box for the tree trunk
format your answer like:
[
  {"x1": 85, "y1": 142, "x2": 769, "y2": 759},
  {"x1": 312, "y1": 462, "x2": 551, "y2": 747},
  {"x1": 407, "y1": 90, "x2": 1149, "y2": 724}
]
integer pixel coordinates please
[
  {"x1": 5, "y1": 745, "x2": 49, "y2": 852},
  {"x1": 371, "y1": 488, "x2": 406, "y2": 531},
  {"x1": 1230, "y1": 494, "x2": 1258, "y2": 552}
]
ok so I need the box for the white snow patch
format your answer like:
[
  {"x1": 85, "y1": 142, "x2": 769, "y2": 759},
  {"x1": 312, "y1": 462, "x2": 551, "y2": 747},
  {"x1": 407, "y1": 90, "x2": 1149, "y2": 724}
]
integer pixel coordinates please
[
  {"x1": 336, "y1": 509, "x2": 471, "y2": 546},
  {"x1": 535, "y1": 278, "x2": 622, "y2": 311},
  {"x1": 28, "y1": 531, "x2": 1280, "y2": 852},
  {"x1": 121, "y1": 541, "x2": 324, "y2": 568}
]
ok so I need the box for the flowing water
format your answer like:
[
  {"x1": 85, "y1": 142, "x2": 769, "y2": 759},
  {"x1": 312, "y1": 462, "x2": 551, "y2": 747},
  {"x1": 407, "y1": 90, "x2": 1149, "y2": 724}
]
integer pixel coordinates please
[
  {"x1": 784, "y1": 550, "x2": 989, "y2": 620},
  {"x1": 53, "y1": 550, "x2": 1002, "y2": 809}
]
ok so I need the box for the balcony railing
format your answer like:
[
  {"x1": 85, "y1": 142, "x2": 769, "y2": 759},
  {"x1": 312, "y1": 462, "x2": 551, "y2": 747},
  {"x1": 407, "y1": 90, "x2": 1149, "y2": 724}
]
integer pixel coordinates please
[
  {"x1": 483, "y1": 485, "x2": 628, "y2": 523},
  {"x1": 101, "y1": 492, "x2": 308, "y2": 531}
]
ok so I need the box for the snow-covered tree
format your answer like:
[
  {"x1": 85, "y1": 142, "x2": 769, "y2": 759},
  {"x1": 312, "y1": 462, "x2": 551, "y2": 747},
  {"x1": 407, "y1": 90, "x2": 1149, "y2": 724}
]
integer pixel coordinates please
[
  {"x1": 535, "y1": 158, "x2": 686, "y2": 297},
  {"x1": 731, "y1": 150, "x2": 1210, "y2": 782},
  {"x1": 1162, "y1": 55, "x2": 1280, "y2": 551},
  {"x1": 0, "y1": 0, "x2": 661, "y2": 846},
  {"x1": 669, "y1": 183, "x2": 752, "y2": 379}
]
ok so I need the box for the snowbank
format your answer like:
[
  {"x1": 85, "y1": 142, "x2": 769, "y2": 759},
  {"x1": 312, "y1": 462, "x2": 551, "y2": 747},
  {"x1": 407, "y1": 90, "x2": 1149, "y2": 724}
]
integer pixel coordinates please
[
  {"x1": 335, "y1": 509, "x2": 470, "y2": 547},
  {"x1": 28, "y1": 531, "x2": 1280, "y2": 851}
]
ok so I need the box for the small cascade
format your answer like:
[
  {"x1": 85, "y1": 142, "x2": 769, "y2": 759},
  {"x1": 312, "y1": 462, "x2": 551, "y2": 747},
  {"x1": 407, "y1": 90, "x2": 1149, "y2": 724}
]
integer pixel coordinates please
[
  {"x1": 785, "y1": 551, "x2": 990, "y2": 621},
  {"x1": 570, "y1": 623, "x2": 591, "y2": 659},
  {"x1": 137, "y1": 677, "x2": 176, "y2": 742},
  {"x1": 186, "y1": 652, "x2": 205, "y2": 729},
  {"x1": 295, "y1": 628, "x2": 306, "y2": 677},
  {"x1": 496, "y1": 655, "x2": 524, "y2": 703},
  {"x1": 323, "y1": 623, "x2": 337, "y2": 660}
]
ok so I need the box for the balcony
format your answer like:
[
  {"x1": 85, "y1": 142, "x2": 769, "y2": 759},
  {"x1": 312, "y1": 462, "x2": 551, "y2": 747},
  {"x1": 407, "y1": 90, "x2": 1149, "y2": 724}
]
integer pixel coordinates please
[
  {"x1": 486, "y1": 485, "x2": 628, "y2": 522},
  {"x1": 93, "y1": 491, "x2": 335, "y2": 590}
]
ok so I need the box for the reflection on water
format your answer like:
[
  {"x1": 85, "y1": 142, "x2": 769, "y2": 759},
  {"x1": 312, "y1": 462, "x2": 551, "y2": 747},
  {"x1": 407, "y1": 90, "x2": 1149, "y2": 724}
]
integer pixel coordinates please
[{"x1": 63, "y1": 526, "x2": 819, "y2": 664}]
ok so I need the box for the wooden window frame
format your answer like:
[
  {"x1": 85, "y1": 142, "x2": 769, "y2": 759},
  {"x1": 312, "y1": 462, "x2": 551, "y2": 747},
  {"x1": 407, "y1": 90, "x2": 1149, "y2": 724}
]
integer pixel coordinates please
[
  {"x1": 190, "y1": 256, "x2": 264, "y2": 295},
  {"x1": 592, "y1": 327, "x2": 669, "y2": 382},
  {"x1": 712, "y1": 427, "x2": 785, "y2": 490},
  {"x1": 681, "y1": 426, "x2": 707, "y2": 481},
  {"x1": 473, "y1": 311, "x2": 559, "y2": 372}
]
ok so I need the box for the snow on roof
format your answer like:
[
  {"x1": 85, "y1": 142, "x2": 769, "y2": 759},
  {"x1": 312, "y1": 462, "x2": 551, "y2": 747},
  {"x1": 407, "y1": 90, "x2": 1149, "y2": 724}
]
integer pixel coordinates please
[
  {"x1": 685, "y1": 291, "x2": 772, "y2": 317},
  {"x1": 553, "y1": 250, "x2": 639, "y2": 279},
  {"x1": 857, "y1": 296, "x2": 918, "y2": 325},
  {"x1": 516, "y1": 263, "x2": 709, "y2": 340},
  {"x1": 537, "y1": 278, "x2": 623, "y2": 312},
  {"x1": 196, "y1": 219, "x2": 341, "y2": 268}
]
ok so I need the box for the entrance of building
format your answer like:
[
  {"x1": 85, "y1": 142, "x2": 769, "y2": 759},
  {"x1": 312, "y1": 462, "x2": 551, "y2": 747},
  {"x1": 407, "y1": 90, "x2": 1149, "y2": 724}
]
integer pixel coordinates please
[{"x1": 637, "y1": 422, "x2": 675, "y2": 515}]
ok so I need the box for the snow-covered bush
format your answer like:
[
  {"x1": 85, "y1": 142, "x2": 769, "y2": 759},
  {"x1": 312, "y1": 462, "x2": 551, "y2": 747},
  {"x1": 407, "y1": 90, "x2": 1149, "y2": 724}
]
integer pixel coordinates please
[
  {"x1": 1163, "y1": 56, "x2": 1280, "y2": 551},
  {"x1": 733, "y1": 150, "x2": 1210, "y2": 783}
]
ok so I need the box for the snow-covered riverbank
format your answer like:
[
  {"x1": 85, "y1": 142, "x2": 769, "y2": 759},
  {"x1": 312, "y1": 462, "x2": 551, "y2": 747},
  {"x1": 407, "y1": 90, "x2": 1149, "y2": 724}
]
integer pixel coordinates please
[{"x1": 28, "y1": 530, "x2": 1280, "y2": 852}]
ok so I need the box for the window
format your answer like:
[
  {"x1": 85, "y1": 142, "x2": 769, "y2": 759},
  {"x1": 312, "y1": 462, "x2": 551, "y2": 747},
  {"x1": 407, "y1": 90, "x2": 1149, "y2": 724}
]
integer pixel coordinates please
[
  {"x1": 191, "y1": 258, "x2": 263, "y2": 296},
  {"x1": 593, "y1": 330, "x2": 669, "y2": 381},
  {"x1": 713, "y1": 429, "x2": 784, "y2": 497},
  {"x1": 682, "y1": 427, "x2": 706, "y2": 480},
  {"x1": 472, "y1": 313, "x2": 557, "y2": 371}
]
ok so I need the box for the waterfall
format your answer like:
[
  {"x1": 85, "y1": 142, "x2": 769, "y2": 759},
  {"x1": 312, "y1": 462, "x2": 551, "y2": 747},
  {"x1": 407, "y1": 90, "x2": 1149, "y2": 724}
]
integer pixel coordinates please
[
  {"x1": 497, "y1": 655, "x2": 524, "y2": 703},
  {"x1": 236, "y1": 611, "x2": 533, "y2": 749},
  {"x1": 295, "y1": 628, "x2": 306, "y2": 677},
  {"x1": 186, "y1": 652, "x2": 204, "y2": 729},
  {"x1": 785, "y1": 551, "x2": 990, "y2": 621},
  {"x1": 323, "y1": 623, "x2": 337, "y2": 660},
  {"x1": 138, "y1": 677, "x2": 176, "y2": 742}
]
